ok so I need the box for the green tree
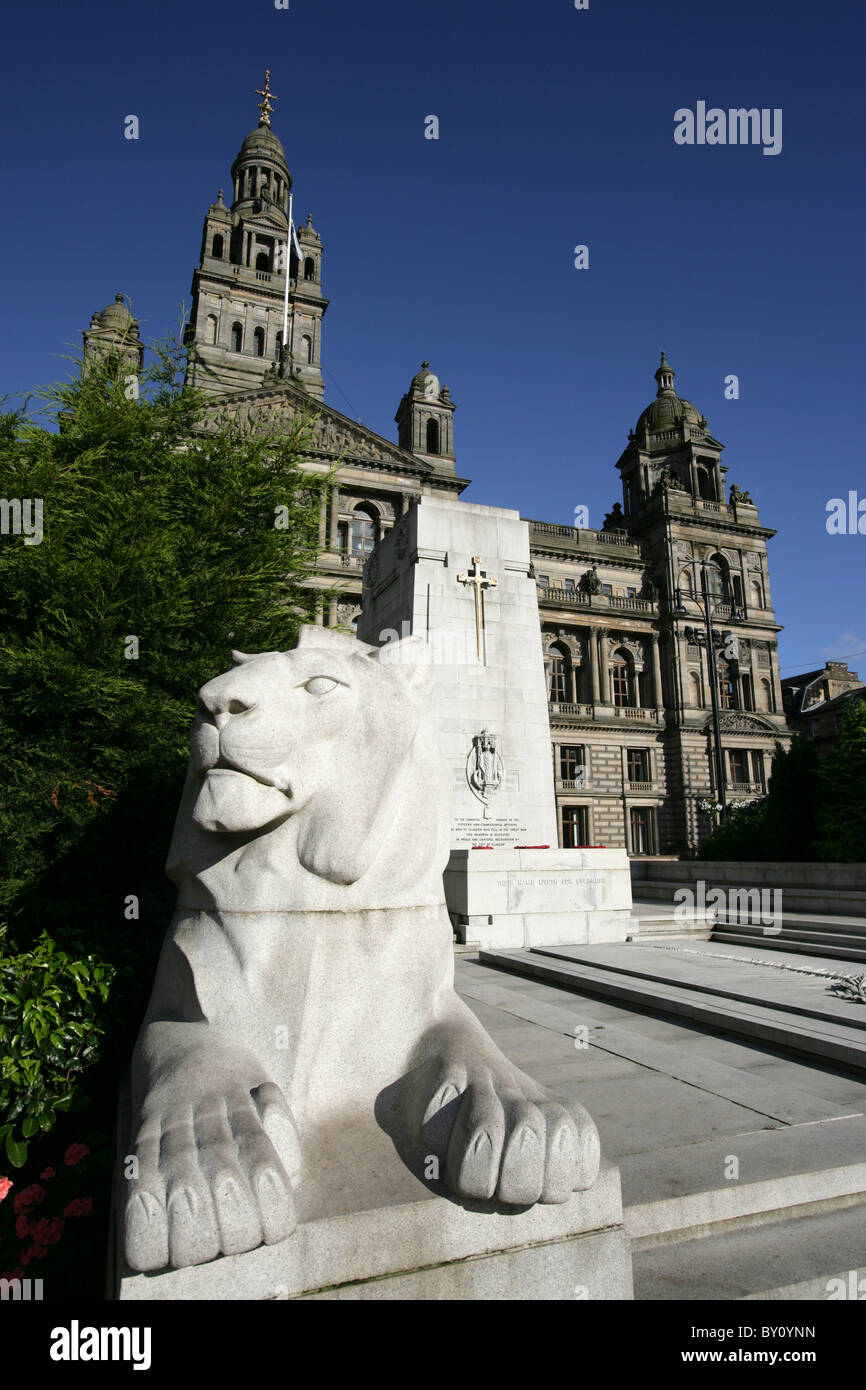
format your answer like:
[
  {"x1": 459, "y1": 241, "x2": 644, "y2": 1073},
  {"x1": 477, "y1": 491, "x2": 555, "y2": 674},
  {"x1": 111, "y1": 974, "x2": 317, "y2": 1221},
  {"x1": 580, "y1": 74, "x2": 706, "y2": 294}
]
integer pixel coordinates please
[
  {"x1": 699, "y1": 735, "x2": 819, "y2": 861},
  {"x1": 0, "y1": 338, "x2": 328, "y2": 1150},
  {"x1": 760, "y1": 734, "x2": 819, "y2": 860},
  {"x1": 815, "y1": 698, "x2": 866, "y2": 862}
]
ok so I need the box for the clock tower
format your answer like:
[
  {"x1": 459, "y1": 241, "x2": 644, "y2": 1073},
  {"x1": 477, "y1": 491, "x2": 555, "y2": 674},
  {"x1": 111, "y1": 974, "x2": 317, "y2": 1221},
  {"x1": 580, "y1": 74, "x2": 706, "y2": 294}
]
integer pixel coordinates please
[{"x1": 185, "y1": 72, "x2": 327, "y2": 399}]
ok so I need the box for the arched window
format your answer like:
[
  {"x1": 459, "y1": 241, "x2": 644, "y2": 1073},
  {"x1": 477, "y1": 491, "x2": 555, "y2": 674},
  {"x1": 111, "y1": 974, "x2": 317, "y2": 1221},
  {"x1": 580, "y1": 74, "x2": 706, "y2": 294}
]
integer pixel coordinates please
[
  {"x1": 211, "y1": 233, "x2": 224, "y2": 260},
  {"x1": 255, "y1": 250, "x2": 270, "y2": 272},
  {"x1": 678, "y1": 569, "x2": 693, "y2": 595},
  {"x1": 206, "y1": 314, "x2": 218, "y2": 345},
  {"x1": 704, "y1": 555, "x2": 729, "y2": 601},
  {"x1": 697, "y1": 468, "x2": 714, "y2": 500},
  {"x1": 611, "y1": 649, "x2": 633, "y2": 707},
  {"x1": 548, "y1": 643, "x2": 571, "y2": 704},
  {"x1": 718, "y1": 660, "x2": 736, "y2": 710},
  {"x1": 688, "y1": 671, "x2": 703, "y2": 707},
  {"x1": 350, "y1": 505, "x2": 378, "y2": 558},
  {"x1": 304, "y1": 257, "x2": 315, "y2": 281},
  {"x1": 301, "y1": 334, "x2": 313, "y2": 365},
  {"x1": 759, "y1": 678, "x2": 774, "y2": 713},
  {"x1": 751, "y1": 580, "x2": 764, "y2": 610},
  {"x1": 230, "y1": 322, "x2": 243, "y2": 353},
  {"x1": 274, "y1": 331, "x2": 283, "y2": 361},
  {"x1": 426, "y1": 418, "x2": 440, "y2": 454},
  {"x1": 253, "y1": 327, "x2": 265, "y2": 358}
]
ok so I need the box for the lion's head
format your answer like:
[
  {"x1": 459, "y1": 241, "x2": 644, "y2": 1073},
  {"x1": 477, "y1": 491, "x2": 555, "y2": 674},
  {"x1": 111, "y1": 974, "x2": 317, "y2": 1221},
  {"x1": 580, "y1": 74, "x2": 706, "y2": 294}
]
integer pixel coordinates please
[{"x1": 166, "y1": 627, "x2": 449, "y2": 906}]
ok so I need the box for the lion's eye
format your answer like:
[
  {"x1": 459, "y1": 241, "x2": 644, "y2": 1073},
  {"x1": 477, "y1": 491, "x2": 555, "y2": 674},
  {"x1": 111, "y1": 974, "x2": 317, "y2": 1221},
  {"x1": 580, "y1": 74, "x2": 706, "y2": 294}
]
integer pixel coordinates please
[{"x1": 304, "y1": 676, "x2": 339, "y2": 696}]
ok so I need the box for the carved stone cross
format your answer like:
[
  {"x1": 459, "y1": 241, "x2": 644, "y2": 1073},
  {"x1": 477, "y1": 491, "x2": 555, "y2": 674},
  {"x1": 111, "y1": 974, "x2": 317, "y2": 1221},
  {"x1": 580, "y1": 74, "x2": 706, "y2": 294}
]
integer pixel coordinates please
[{"x1": 457, "y1": 555, "x2": 498, "y2": 660}]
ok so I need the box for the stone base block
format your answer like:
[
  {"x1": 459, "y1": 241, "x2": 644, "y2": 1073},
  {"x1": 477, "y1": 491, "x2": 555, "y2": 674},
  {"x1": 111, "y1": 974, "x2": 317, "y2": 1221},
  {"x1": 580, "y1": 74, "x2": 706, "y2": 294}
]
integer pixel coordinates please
[
  {"x1": 445, "y1": 847, "x2": 635, "y2": 949},
  {"x1": 117, "y1": 1158, "x2": 632, "y2": 1301}
]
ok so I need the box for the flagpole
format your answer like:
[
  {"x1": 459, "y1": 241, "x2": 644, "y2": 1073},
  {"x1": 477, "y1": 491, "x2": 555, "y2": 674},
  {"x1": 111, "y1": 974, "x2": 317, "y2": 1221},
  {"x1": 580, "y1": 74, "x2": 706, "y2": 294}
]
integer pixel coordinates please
[{"x1": 282, "y1": 191, "x2": 292, "y2": 349}]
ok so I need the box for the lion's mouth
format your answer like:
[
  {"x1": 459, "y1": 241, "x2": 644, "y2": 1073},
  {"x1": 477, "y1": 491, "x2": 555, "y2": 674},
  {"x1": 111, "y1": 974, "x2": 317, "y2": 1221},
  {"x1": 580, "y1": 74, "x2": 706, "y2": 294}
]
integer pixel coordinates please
[{"x1": 205, "y1": 759, "x2": 293, "y2": 799}]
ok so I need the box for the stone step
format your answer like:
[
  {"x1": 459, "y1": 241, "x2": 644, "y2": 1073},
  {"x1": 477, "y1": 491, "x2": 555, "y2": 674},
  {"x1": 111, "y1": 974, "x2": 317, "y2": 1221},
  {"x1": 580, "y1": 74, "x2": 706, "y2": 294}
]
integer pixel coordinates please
[
  {"x1": 633, "y1": 1203, "x2": 866, "y2": 1301},
  {"x1": 715, "y1": 910, "x2": 866, "y2": 937},
  {"x1": 712, "y1": 927, "x2": 866, "y2": 964},
  {"x1": 625, "y1": 1115, "x2": 866, "y2": 1298},
  {"x1": 620, "y1": 1114, "x2": 866, "y2": 1246},
  {"x1": 632, "y1": 878, "x2": 866, "y2": 918},
  {"x1": 477, "y1": 946, "x2": 866, "y2": 1070}
]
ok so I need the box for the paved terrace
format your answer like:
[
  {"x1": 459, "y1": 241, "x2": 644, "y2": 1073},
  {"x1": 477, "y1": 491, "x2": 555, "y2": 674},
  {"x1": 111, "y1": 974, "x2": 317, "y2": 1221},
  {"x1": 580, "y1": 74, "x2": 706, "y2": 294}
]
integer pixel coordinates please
[{"x1": 455, "y1": 943, "x2": 866, "y2": 1299}]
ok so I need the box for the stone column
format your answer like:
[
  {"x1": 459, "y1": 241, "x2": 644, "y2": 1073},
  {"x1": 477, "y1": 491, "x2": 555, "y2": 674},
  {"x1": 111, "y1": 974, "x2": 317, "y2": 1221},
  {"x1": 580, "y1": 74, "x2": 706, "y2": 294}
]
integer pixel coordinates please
[
  {"x1": 650, "y1": 633, "x2": 664, "y2": 707},
  {"x1": 714, "y1": 462, "x2": 725, "y2": 503},
  {"x1": 588, "y1": 628, "x2": 600, "y2": 704},
  {"x1": 329, "y1": 487, "x2": 340, "y2": 551},
  {"x1": 598, "y1": 629, "x2": 610, "y2": 703},
  {"x1": 318, "y1": 494, "x2": 328, "y2": 549},
  {"x1": 747, "y1": 641, "x2": 759, "y2": 713}
]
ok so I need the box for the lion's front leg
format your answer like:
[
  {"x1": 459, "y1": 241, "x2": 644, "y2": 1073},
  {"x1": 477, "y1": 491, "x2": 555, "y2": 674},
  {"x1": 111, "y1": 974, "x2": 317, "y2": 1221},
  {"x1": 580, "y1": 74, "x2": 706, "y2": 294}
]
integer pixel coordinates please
[
  {"x1": 124, "y1": 1023, "x2": 301, "y2": 1272},
  {"x1": 401, "y1": 1002, "x2": 600, "y2": 1207}
]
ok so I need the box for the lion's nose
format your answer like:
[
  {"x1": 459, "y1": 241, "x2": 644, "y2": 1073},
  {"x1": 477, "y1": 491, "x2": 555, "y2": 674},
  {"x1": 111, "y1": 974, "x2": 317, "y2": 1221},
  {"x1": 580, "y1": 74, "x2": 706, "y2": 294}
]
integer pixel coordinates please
[{"x1": 198, "y1": 689, "x2": 258, "y2": 730}]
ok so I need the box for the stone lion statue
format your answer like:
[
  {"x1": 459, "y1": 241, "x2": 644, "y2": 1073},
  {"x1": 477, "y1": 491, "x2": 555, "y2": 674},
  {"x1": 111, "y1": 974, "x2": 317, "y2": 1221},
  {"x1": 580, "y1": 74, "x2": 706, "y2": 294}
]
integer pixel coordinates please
[{"x1": 123, "y1": 627, "x2": 600, "y2": 1272}]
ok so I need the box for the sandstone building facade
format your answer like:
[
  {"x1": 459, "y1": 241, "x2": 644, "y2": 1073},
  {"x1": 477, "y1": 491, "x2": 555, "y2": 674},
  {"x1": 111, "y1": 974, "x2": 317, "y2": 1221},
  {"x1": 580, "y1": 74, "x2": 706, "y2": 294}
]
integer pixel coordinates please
[{"x1": 87, "y1": 93, "x2": 790, "y2": 855}]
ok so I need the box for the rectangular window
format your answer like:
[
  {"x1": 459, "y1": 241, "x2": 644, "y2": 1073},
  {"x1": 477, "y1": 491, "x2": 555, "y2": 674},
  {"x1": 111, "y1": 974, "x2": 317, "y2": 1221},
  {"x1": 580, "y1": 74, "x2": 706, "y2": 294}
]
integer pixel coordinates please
[
  {"x1": 719, "y1": 673, "x2": 737, "y2": 709},
  {"x1": 564, "y1": 578, "x2": 575, "y2": 593},
  {"x1": 337, "y1": 521, "x2": 349, "y2": 554},
  {"x1": 559, "y1": 745, "x2": 587, "y2": 785},
  {"x1": 538, "y1": 574, "x2": 549, "y2": 589},
  {"x1": 728, "y1": 749, "x2": 749, "y2": 783},
  {"x1": 751, "y1": 750, "x2": 765, "y2": 789},
  {"x1": 626, "y1": 587, "x2": 637, "y2": 599},
  {"x1": 562, "y1": 805, "x2": 589, "y2": 848},
  {"x1": 627, "y1": 749, "x2": 650, "y2": 783},
  {"x1": 602, "y1": 584, "x2": 613, "y2": 597},
  {"x1": 629, "y1": 807, "x2": 652, "y2": 854}
]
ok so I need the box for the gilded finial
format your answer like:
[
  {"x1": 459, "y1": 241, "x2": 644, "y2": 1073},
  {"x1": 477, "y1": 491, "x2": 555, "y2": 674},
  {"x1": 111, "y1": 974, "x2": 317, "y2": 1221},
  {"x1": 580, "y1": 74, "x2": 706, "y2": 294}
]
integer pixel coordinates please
[{"x1": 255, "y1": 69, "x2": 278, "y2": 128}]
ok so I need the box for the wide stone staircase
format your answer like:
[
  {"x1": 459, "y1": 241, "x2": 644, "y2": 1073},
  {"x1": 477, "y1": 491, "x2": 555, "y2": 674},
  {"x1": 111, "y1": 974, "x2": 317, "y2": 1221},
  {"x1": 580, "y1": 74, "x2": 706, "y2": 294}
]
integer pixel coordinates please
[{"x1": 631, "y1": 859, "x2": 866, "y2": 964}]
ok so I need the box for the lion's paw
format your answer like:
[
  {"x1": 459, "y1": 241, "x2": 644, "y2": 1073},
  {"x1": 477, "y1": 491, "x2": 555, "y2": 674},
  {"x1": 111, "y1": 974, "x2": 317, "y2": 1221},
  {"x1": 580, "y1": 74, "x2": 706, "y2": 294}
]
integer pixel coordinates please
[
  {"x1": 123, "y1": 1081, "x2": 300, "y2": 1272},
  {"x1": 417, "y1": 1060, "x2": 600, "y2": 1206}
]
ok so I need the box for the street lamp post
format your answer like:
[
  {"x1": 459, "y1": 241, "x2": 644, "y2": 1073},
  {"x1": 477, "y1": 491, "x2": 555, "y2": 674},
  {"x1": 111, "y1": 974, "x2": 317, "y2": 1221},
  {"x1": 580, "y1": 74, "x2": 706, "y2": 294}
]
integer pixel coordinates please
[{"x1": 675, "y1": 563, "x2": 743, "y2": 823}]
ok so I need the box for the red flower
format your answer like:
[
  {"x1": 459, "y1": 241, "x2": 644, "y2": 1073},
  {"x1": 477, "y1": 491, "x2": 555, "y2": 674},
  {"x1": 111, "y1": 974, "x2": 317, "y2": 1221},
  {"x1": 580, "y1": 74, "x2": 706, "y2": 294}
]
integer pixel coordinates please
[
  {"x1": 63, "y1": 1197, "x2": 94, "y2": 1219},
  {"x1": 29, "y1": 1216, "x2": 65, "y2": 1246},
  {"x1": 21, "y1": 1244, "x2": 48, "y2": 1266},
  {"x1": 12, "y1": 1184, "x2": 45, "y2": 1215},
  {"x1": 14, "y1": 1214, "x2": 32, "y2": 1239},
  {"x1": 64, "y1": 1143, "x2": 90, "y2": 1167},
  {"x1": 40, "y1": 1167, "x2": 56, "y2": 1181},
  {"x1": 0, "y1": 1177, "x2": 12, "y2": 1203}
]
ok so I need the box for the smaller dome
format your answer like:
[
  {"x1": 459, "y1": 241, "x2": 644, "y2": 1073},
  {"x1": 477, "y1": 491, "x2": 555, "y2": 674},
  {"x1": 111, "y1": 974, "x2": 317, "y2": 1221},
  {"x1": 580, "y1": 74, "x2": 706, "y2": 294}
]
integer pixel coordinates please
[
  {"x1": 233, "y1": 123, "x2": 290, "y2": 177},
  {"x1": 99, "y1": 294, "x2": 134, "y2": 331},
  {"x1": 297, "y1": 213, "x2": 321, "y2": 245},
  {"x1": 635, "y1": 352, "x2": 703, "y2": 435}
]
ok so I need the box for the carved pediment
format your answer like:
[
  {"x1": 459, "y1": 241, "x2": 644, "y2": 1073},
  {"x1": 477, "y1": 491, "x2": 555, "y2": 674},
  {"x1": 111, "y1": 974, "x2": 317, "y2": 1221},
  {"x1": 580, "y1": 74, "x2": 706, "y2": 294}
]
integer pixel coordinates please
[
  {"x1": 713, "y1": 712, "x2": 777, "y2": 735},
  {"x1": 200, "y1": 388, "x2": 428, "y2": 473}
]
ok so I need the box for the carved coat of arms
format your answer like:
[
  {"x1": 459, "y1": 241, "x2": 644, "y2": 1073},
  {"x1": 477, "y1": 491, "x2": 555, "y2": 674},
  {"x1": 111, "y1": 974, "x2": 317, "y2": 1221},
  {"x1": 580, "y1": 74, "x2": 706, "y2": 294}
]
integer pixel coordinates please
[{"x1": 466, "y1": 731, "x2": 504, "y2": 818}]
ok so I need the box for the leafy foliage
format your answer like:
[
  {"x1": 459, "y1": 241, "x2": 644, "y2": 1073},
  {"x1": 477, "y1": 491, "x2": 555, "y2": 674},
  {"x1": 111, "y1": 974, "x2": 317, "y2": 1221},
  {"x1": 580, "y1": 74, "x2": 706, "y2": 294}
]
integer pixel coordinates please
[
  {"x1": 0, "y1": 935, "x2": 112, "y2": 1166},
  {"x1": 815, "y1": 698, "x2": 866, "y2": 862},
  {"x1": 0, "y1": 332, "x2": 329, "y2": 1150},
  {"x1": 698, "y1": 714, "x2": 866, "y2": 863}
]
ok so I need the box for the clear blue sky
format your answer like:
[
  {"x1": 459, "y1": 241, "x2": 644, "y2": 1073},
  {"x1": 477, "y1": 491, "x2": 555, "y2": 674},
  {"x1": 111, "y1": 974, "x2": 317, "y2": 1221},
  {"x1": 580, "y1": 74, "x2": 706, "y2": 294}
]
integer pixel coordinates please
[{"x1": 1, "y1": 0, "x2": 863, "y2": 676}]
